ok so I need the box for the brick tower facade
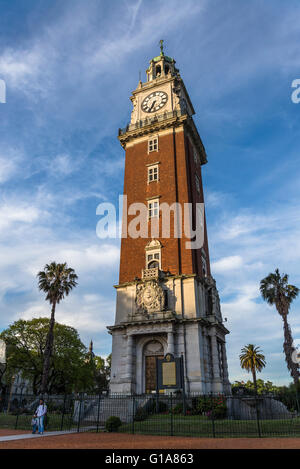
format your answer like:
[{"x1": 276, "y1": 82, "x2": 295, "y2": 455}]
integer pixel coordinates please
[{"x1": 108, "y1": 45, "x2": 230, "y2": 394}]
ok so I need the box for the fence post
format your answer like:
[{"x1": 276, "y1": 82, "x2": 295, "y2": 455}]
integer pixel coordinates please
[
  {"x1": 60, "y1": 394, "x2": 67, "y2": 431},
  {"x1": 255, "y1": 395, "x2": 262, "y2": 438},
  {"x1": 96, "y1": 393, "x2": 102, "y2": 433},
  {"x1": 170, "y1": 392, "x2": 173, "y2": 436},
  {"x1": 131, "y1": 395, "x2": 135, "y2": 434},
  {"x1": 210, "y1": 394, "x2": 216, "y2": 438},
  {"x1": 295, "y1": 390, "x2": 300, "y2": 414},
  {"x1": 69, "y1": 395, "x2": 74, "y2": 430},
  {"x1": 77, "y1": 393, "x2": 83, "y2": 433}
]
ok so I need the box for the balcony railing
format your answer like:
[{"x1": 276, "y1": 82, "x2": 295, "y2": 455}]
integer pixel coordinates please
[
  {"x1": 118, "y1": 109, "x2": 186, "y2": 136},
  {"x1": 142, "y1": 267, "x2": 160, "y2": 280}
]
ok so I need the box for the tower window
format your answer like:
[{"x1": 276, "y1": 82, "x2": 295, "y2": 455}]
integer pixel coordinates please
[
  {"x1": 193, "y1": 149, "x2": 199, "y2": 165},
  {"x1": 195, "y1": 174, "x2": 200, "y2": 193},
  {"x1": 144, "y1": 239, "x2": 162, "y2": 272},
  {"x1": 148, "y1": 200, "x2": 159, "y2": 218},
  {"x1": 201, "y1": 248, "x2": 207, "y2": 277},
  {"x1": 148, "y1": 165, "x2": 159, "y2": 183},
  {"x1": 155, "y1": 65, "x2": 161, "y2": 77},
  {"x1": 147, "y1": 252, "x2": 160, "y2": 269},
  {"x1": 202, "y1": 256, "x2": 207, "y2": 277},
  {"x1": 148, "y1": 137, "x2": 158, "y2": 152}
]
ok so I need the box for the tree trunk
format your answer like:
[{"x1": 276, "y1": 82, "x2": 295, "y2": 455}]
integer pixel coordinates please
[
  {"x1": 40, "y1": 302, "x2": 56, "y2": 394},
  {"x1": 282, "y1": 314, "x2": 299, "y2": 385},
  {"x1": 252, "y1": 367, "x2": 258, "y2": 395}
]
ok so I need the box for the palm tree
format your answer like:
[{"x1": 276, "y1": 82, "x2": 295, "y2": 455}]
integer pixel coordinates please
[
  {"x1": 260, "y1": 268, "x2": 299, "y2": 385},
  {"x1": 38, "y1": 262, "x2": 78, "y2": 394},
  {"x1": 240, "y1": 344, "x2": 266, "y2": 394}
]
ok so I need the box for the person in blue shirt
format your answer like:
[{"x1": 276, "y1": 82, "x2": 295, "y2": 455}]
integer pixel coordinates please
[{"x1": 36, "y1": 399, "x2": 47, "y2": 435}]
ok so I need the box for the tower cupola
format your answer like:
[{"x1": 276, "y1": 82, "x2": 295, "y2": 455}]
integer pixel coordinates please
[{"x1": 146, "y1": 40, "x2": 179, "y2": 82}]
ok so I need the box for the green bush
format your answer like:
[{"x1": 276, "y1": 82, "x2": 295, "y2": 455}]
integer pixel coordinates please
[
  {"x1": 105, "y1": 416, "x2": 122, "y2": 432},
  {"x1": 213, "y1": 405, "x2": 227, "y2": 419},
  {"x1": 171, "y1": 403, "x2": 191, "y2": 414},
  {"x1": 192, "y1": 395, "x2": 227, "y2": 418},
  {"x1": 195, "y1": 397, "x2": 212, "y2": 414},
  {"x1": 134, "y1": 408, "x2": 148, "y2": 421},
  {"x1": 147, "y1": 399, "x2": 168, "y2": 414}
]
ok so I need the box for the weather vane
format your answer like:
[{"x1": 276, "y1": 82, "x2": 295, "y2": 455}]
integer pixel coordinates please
[{"x1": 159, "y1": 39, "x2": 164, "y2": 55}]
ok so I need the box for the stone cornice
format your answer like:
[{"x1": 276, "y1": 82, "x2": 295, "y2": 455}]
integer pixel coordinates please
[
  {"x1": 107, "y1": 316, "x2": 216, "y2": 333},
  {"x1": 114, "y1": 273, "x2": 198, "y2": 289},
  {"x1": 118, "y1": 112, "x2": 187, "y2": 147},
  {"x1": 118, "y1": 113, "x2": 207, "y2": 165},
  {"x1": 131, "y1": 75, "x2": 175, "y2": 95}
]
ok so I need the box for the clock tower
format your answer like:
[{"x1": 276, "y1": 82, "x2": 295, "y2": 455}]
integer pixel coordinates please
[{"x1": 108, "y1": 43, "x2": 230, "y2": 394}]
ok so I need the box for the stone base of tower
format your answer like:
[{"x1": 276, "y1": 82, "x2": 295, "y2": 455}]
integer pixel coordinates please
[{"x1": 108, "y1": 274, "x2": 231, "y2": 395}]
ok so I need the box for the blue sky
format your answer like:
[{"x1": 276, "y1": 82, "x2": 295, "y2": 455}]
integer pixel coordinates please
[{"x1": 0, "y1": 0, "x2": 300, "y2": 385}]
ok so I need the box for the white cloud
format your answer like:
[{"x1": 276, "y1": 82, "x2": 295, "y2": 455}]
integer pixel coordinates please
[
  {"x1": 50, "y1": 154, "x2": 75, "y2": 176},
  {"x1": 0, "y1": 158, "x2": 17, "y2": 183},
  {"x1": 211, "y1": 255, "x2": 243, "y2": 272},
  {"x1": 208, "y1": 201, "x2": 300, "y2": 385},
  {"x1": 0, "y1": 202, "x2": 43, "y2": 231}
]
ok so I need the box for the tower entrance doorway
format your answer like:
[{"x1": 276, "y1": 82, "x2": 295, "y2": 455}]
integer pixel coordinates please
[
  {"x1": 143, "y1": 340, "x2": 164, "y2": 393},
  {"x1": 145, "y1": 355, "x2": 163, "y2": 393}
]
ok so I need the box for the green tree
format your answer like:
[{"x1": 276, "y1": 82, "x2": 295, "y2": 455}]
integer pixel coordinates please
[
  {"x1": 260, "y1": 268, "x2": 299, "y2": 384},
  {"x1": 84, "y1": 351, "x2": 111, "y2": 393},
  {"x1": 239, "y1": 344, "x2": 266, "y2": 394},
  {"x1": 94, "y1": 354, "x2": 111, "y2": 392},
  {"x1": 37, "y1": 262, "x2": 78, "y2": 394},
  {"x1": 0, "y1": 318, "x2": 93, "y2": 394},
  {"x1": 232, "y1": 379, "x2": 279, "y2": 395}
]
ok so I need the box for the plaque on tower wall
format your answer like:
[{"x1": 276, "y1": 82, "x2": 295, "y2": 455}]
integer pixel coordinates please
[
  {"x1": 162, "y1": 361, "x2": 176, "y2": 386},
  {"x1": 156, "y1": 353, "x2": 183, "y2": 390}
]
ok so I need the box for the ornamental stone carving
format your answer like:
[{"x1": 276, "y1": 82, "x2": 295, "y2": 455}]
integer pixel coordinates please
[
  {"x1": 130, "y1": 96, "x2": 138, "y2": 123},
  {"x1": 204, "y1": 276, "x2": 222, "y2": 320},
  {"x1": 135, "y1": 279, "x2": 165, "y2": 314}
]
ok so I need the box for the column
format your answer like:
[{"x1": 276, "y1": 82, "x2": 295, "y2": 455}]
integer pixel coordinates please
[
  {"x1": 221, "y1": 342, "x2": 231, "y2": 392},
  {"x1": 125, "y1": 334, "x2": 134, "y2": 380},
  {"x1": 167, "y1": 331, "x2": 175, "y2": 356},
  {"x1": 210, "y1": 332, "x2": 222, "y2": 386}
]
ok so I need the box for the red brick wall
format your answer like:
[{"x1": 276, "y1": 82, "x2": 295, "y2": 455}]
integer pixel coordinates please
[{"x1": 118, "y1": 127, "x2": 211, "y2": 284}]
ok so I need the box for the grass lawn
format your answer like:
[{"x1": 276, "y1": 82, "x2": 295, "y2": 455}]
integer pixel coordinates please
[
  {"x1": 120, "y1": 414, "x2": 300, "y2": 438},
  {"x1": 0, "y1": 412, "x2": 73, "y2": 432},
  {"x1": 1, "y1": 412, "x2": 299, "y2": 438}
]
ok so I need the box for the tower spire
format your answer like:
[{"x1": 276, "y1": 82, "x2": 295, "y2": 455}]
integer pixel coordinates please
[{"x1": 159, "y1": 39, "x2": 164, "y2": 56}]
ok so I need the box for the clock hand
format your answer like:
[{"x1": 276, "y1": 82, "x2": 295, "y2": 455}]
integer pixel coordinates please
[{"x1": 150, "y1": 100, "x2": 156, "y2": 111}]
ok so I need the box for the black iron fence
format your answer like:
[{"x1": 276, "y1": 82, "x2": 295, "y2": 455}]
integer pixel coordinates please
[{"x1": 0, "y1": 391, "x2": 299, "y2": 438}]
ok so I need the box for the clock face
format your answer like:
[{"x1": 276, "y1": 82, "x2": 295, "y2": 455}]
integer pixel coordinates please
[{"x1": 141, "y1": 91, "x2": 168, "y2": 113}]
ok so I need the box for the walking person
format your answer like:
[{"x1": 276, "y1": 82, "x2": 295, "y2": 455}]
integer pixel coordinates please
[{"x1": 36, "y1": 398, "x2": 47, "y2": 435}]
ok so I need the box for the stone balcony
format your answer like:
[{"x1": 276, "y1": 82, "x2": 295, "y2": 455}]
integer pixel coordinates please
[
  {"x1": 118, "y1": 109, "x2": 185, "y2": 136},
  {"x1": 142, "y1": 267, "x2": 161, "y2": 280}
]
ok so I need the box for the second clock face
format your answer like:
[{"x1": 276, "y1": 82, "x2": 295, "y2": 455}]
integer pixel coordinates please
[{"x1": 141, "y1": 91, "x2": 168, "y2": 113}]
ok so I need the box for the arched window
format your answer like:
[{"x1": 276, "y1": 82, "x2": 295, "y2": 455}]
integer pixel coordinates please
[
  {"x1": 148, "y1": 260, "x2": 159, "y2": 269},
  {"x1": 145, "y1": 239, "x2": 162, "y2": 269}
]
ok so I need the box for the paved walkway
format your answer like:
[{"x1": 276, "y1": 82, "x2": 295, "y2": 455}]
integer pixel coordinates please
[{"x1": 0, "y1": 430, "x2": 78, "y2": 442}]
